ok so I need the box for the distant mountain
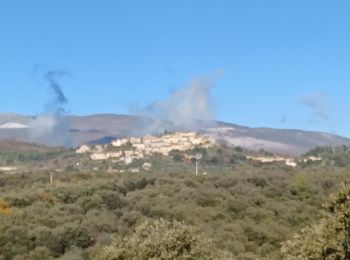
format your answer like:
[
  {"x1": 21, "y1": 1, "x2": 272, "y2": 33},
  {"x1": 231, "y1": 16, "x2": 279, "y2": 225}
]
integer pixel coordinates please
[
  {"x1": 205, "y1": 122, "x2": 350, "y2": 156},
  {"x1": 0, "y1": 113, "x2": 349, "y2": 156}
]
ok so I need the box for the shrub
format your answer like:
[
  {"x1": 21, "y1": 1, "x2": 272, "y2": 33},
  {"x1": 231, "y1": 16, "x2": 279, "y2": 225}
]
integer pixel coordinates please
[
  {"x1": 93, "y1": 219, "x2": 231, "y2": 260},
  {"x1": 289, "y1": 175, "x2": 314, "y2": 200},
  {"x1": 281, "y1": 186, "x2": 350, "y2": 259},
  {"x1": 29, "y1": 247, "x2": 51, "y2": 260}
]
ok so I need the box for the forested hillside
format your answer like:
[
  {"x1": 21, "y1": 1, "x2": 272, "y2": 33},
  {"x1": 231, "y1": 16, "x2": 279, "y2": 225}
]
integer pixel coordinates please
[{"x1": 1, "y1": 144, "x2": 350, "y2": 259}]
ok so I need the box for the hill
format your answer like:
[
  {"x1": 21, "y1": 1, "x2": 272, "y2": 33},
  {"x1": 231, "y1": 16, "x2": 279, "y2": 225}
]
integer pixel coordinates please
[{"x1": 0, "y1": 113, "x2": 349, "y2": 156}]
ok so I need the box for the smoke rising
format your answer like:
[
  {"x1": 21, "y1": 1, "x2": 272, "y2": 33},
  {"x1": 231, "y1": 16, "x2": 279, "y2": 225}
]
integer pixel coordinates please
[
  {"x1": 44, "y1": 71, "x2": 68, "y2": 108},
  {"x1": 29, "y1": 69, "x2": 72, "y2": 147},
  {"x1": 300, "y1": 93, "x2": 331, "y2": 123},
  {"x1": 133, "y1": 72, "x2": 221, "y2": 134},
  {"x1": 280, "y1": 114, "x2": 287, "y2": 124}
]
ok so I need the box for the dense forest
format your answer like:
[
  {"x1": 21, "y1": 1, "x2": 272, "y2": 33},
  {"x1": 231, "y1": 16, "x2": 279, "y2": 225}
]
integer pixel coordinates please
[{"x1": 1, "y1": 143, "x2": 350, "y2": 259}]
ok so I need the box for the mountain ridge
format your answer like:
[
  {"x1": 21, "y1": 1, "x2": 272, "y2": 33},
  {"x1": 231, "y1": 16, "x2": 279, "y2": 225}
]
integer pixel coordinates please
[{"x1": 0, "y1": 113, "x2": 349, "y2": 156}]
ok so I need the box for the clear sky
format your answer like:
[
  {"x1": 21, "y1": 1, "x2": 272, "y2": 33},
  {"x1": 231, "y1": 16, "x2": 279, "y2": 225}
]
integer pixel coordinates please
[{"x1": 1, "y1": 1, "x2": 350, "y2": 137}]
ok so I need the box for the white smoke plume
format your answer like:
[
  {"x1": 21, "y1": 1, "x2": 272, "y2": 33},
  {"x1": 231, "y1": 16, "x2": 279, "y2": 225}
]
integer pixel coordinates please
[
  {"x1": 29, "y1": 115, "x2": 71, "y2": 146},
  {"x1": 29, "y1": 70, "x2": 73, "y2": 147},
  {"x1": 133, "y1": 72, "x2": 221, "y2": 134}
]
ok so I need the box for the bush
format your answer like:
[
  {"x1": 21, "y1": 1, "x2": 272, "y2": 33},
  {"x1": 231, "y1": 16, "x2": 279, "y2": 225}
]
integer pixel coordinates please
[
  {"x1": 93, "y1": 219, "x2": 231, "y2": 260},
  {"x1": 289, "y1": 175, "x2": 314, "y2": 200},
  {"x1": 29, "y1": 247, "x2": 51, "y2": 260},
  {"x1": 281, "y1": 186, "x2": 350, "y2": 259}
]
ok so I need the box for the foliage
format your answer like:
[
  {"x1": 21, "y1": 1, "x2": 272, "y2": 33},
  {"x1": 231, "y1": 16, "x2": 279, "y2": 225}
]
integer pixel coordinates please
[
  {"x1": 1, "y1": 144, "x2": 350, "y2": 258},
  {"x1": 304, "y1": 145, "x2": 350, "y2": 167},
  {"x1": 94, "y1": 219, "x2": 228, "y2": 260},
  {"x1": 281, "y1": 185, "x2": 350, "y2": 259},
  {"x1": 289, "y1": 175, "x2": 314, "y2": 200}
]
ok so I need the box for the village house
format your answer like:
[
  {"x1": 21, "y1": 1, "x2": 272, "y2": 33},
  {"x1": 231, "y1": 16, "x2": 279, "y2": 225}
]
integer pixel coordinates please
[
  {"x1": 76, "y1": 145, "x2": 91, "y2": 154},
  {"x1": 142, "y1": 162, "x2": 152, "y2": 171},
  {"x1": 303, "y1": 156, "x2": 323, "y2": 163},
  {"x1": 111, "y1": 138, "x2": 129, "y2": 147},
  {"x1": 247, "y1": 155, "x2": 298, "y2": 168}
]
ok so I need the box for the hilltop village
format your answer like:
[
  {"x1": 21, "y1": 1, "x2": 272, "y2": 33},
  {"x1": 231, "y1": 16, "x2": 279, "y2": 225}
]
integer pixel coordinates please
[
  {"x1": 2, "y1": 131, "x2": 324, "y2": 175},
  {"x1": 76, "y1": 132, "x2": 215, "y2": 164},
  {"x1": 75, "y1": 131, "x2": 323, "y2": 171}
]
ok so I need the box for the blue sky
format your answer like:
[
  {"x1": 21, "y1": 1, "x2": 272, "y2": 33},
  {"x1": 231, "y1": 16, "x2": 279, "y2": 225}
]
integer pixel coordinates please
[{"x1": 1, "y1": 1, "x2": 350, "y2": 136}]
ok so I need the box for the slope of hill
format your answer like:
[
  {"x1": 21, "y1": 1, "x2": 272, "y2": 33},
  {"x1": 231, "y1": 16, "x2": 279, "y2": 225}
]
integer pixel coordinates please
[
  {"x1": 206, "y1": 123, "x2": 350, "y2": 156},
  {"x1": 0, "y1": 113, "x2": 349, "y2": 156}
]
